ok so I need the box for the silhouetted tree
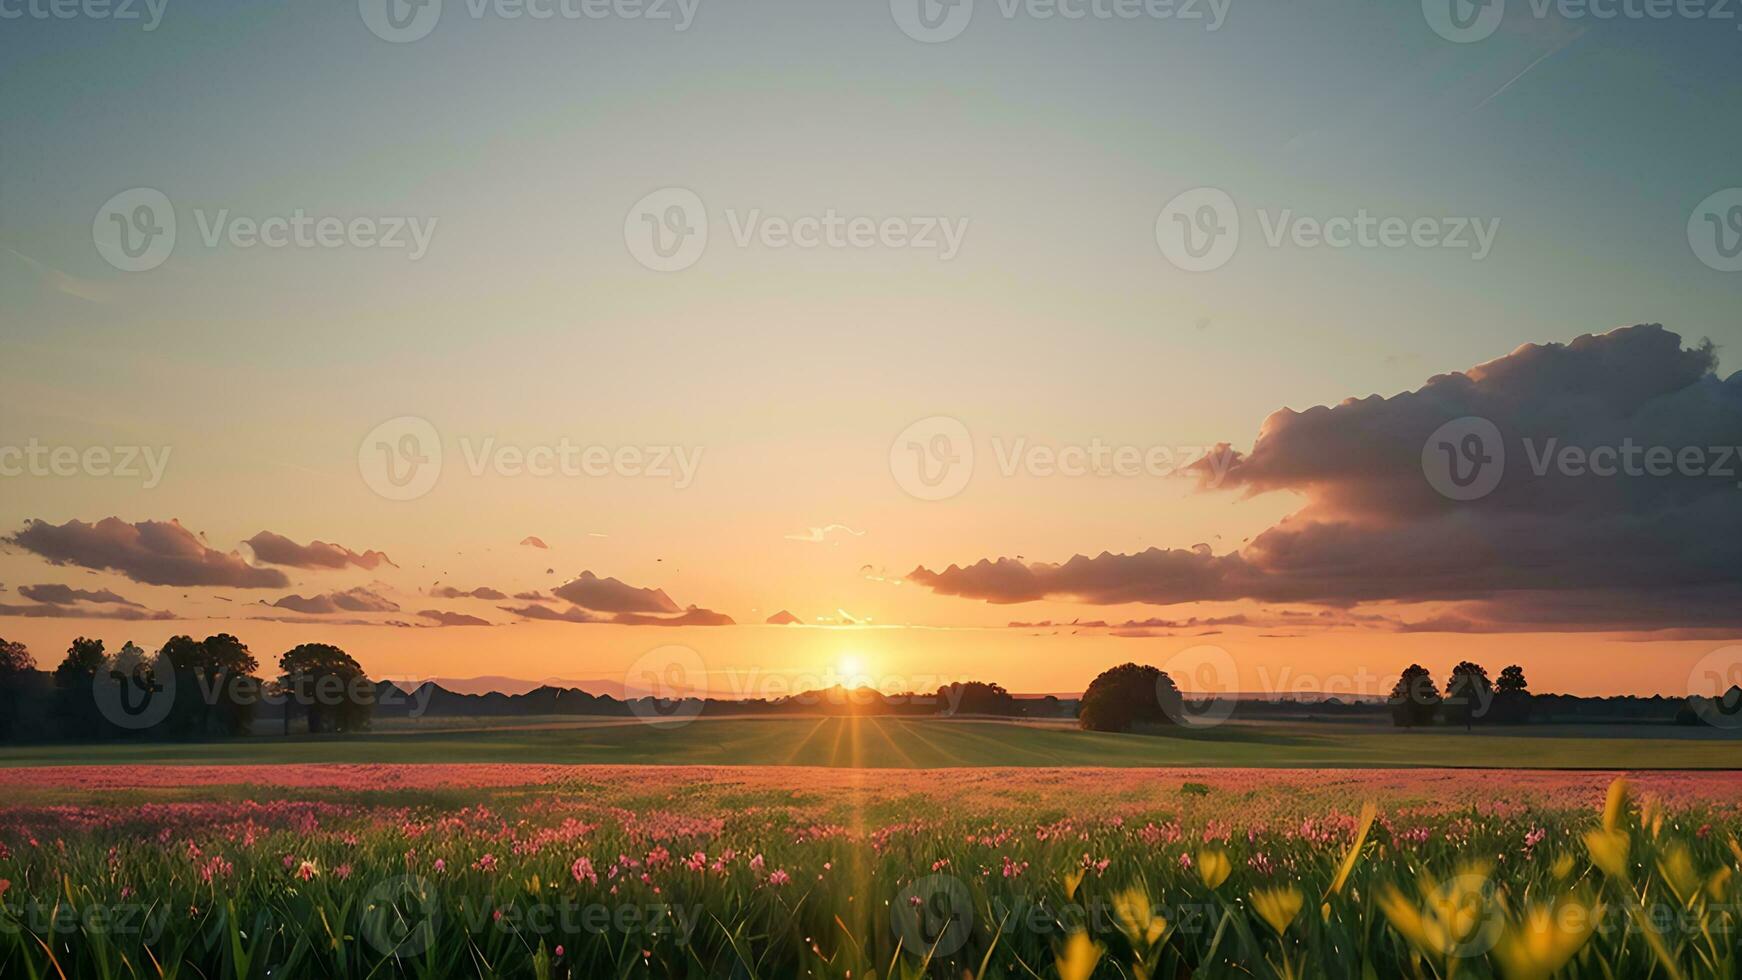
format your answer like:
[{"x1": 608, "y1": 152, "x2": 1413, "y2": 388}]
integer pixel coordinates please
[
  {"x1": 52, "y1": 637, "x2": 106, "y2": 738},
  {"x1": 278, "y1": 643, "x2": 373, "y2": 734},
  {"x1": 937, "y1": 681, "x2": 1017, "y2": 717},
  {"x1": 1496, "y1": 665, "x2": 1527, "y2": 693},
  {"x1": 0, "y1": 638, "x2": 35, "y2": 739},
  {"x1": 1444, "y1": 661, "x2": 1493, "y2": 731},
  {"x1": 1078, "y1": 663, "x2": 1180, "y2": 733},
  {"x1": 159, "y1": 634, "x2": 262, "y2": 736},
  {"x1": 1389, "y1": 664, "x2": 1441, "y2": 727}
]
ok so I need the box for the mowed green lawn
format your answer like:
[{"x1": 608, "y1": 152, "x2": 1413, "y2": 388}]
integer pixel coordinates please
[{"x1": 3, "y1": 715, "x2": 1741, "y2": 768}]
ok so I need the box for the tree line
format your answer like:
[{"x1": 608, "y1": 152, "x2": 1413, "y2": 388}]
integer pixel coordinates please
[{"x1": 0, "y1": 634, "x2": 375, "y2": 742}]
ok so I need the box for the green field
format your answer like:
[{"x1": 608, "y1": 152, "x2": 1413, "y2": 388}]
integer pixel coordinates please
[{"x1": 4, "y1": 714, "x2": 1741, "y2": 768}]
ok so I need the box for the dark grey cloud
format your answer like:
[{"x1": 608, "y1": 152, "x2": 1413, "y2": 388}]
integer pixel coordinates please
[
  {"x1": 552, "y1": 571, "x2": 681, "y2": 614},
  {"x1": 18, "y1": 584, "x2": 141, "y2": 607},
  {"x1": 9, "y1": 518, "x2": 289, "y2": 588},
  {"x1": 912, "y1": 325, "x2": 1742, "y2": 630},
  {"x1": 245, "y1": 531, "x2": 394, "y2": 571},
  {"x1": 267, "y1": 586, "x2": 400, "y2": 615}
]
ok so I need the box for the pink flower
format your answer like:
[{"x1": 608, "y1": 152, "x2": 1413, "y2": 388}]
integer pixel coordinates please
[
  {"x1": 768, "y1": 869, "x2": 791, "y2": 886},
  {"x1": 572, "y1": 856, "x2": 598, "y2": 885},
  {"x1": 554, "y1": 946, "x2": 564, "y2": 958},
  {"x1": 295, "y1": 860, "x2": 319, "y2": 881},
  {"x1": 335, "y1": 864, "x2": 353, "y2": 880},
  {"x1": 749, "y1": 853, "x2": 765, "y2": 872},
  {"x1": 474, "y1": 854, "x2": 498, "y2": 873}
]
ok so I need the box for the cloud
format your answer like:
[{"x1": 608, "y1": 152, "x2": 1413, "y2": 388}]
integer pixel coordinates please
[
  {"x1": 786, "y1": 524, "x2": 866, "y2": 543},
  {"x1": 911, "y1": 325, "x2": 1742, "y2": 630},
  {"x1": 245, "y1": 531, "x2": 394, "y2": 571},
  {"x1": 17, "y1": 584, "x2": 141, "y2": 607},
  {"x1": 418, "y1": 609, "x2": 493, "y2": 627},
  {"x1": 0, "y1": 602, "x2": 176, "y2": 621},
  {"x1": 552, "y1": 571, "x2": 681, "y2": 614},
  {"x1": 513, "y1": 591, "x2": 552, "y2": 601},
  {"x1": 499, "y1": 603, "x2": 603, "y2": 624},
  {"x1": 611, "y1": 606, "x2": 735, "y2": 627},
  {"x1": 267, "y1": 587, "x2": 400, "y2": 615},
  {"x1": 499, "y1": 602, "x2": 734, "y2": 627},
  {"x1": 520, "y1": 536, "x2": 549, "y2": 549},
  {"x1": 8, "y1": 518, "x2": 289, "y2": 588},
  {"x1": 430, "y1": 585, "x2": 508, "y2": 601}
]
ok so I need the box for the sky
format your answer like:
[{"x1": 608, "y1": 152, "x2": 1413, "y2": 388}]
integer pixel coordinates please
[{"x1": 1, "y1": 0, "x2": 1740, "y2": 699}]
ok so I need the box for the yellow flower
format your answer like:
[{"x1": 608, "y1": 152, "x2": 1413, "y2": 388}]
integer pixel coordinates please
[
  {"x1": 1494, "y1": 894, "x2": 1602, "y2": 980},
  {"x1": 1707, "y1": 866, "x2": 1733, "y2": 901},
  {"x1": 1196, "y1": 849, "x2": 1232, "y2": 890},
  {"x1": 1062, "y1": 867, "x2": 1086, "y2": 903},
  {"x1": 1639, "y1": 794, "x2": 1664, "y2": 840},
  {"x1": 1056, "y1": 931, "x2": 1104, "y2": 980},
  {"x1": 1602, "y1": 776, "x2": 1630, "y2": 834},
  {"x1": 1657, "y1": 843, "x2": 1699, "y2": 904},
  {"x1": 1551, "y1": 853, "x2": 1575, "y2": 881},
  {"x1": 1325, "y1": 801, "x2": 1378, "y2": 900},
  {"x1": 1112, "y1": 885, "x2": 1168, "y2": 948},
  {"x1": 1584, "y1": 829, "x2": 1630, "y2": 879},
  {"x1": 1378, "y1": 865, "x2": 1495, "y2": 961},
  {"x1": 1251, "y1": 886, "x2": 1304, "y2": 936}
]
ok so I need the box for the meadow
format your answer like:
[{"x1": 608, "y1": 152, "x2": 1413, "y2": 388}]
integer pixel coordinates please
[
  {"x1": 3, "y1": 715, "x2": 1741, "y2": 770},
  {"x1": 5, "y1": 762, "x2": 1742, "y2": 978}
]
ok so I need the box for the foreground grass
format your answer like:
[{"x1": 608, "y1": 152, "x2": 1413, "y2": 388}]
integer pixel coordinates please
[
  {"x1": 3, "y1": 716, "x2": 1742, "y2": 769},
  {"x1": 3, "y1": 768, "x2": 1741, "y2": 978}
]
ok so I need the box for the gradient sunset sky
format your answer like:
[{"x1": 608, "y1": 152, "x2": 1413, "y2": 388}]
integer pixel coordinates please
[{"x1": 2, "y1": 0, "x2": 1740, "y2": 697}]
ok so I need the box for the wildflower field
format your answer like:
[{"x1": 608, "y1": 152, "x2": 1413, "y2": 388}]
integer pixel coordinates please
[{"x1": 3, "y1": 765, "x2": 1742, "y2": 979}]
